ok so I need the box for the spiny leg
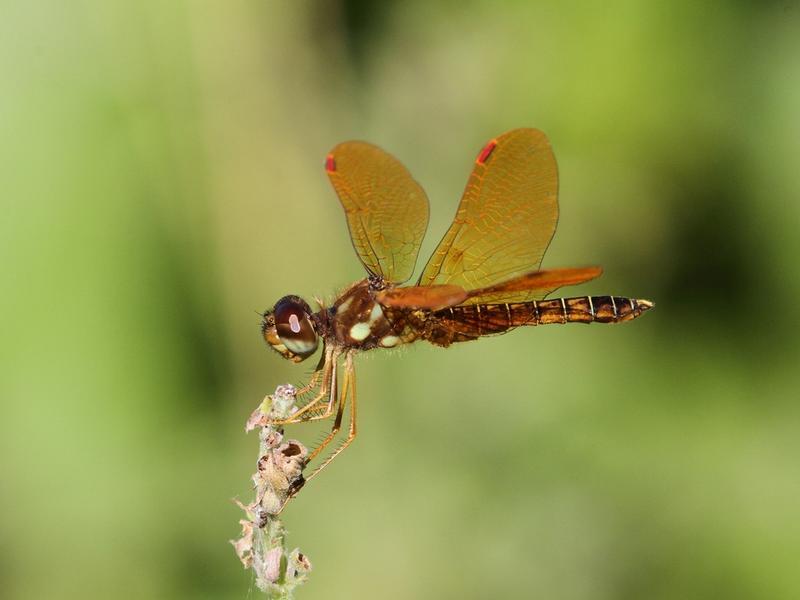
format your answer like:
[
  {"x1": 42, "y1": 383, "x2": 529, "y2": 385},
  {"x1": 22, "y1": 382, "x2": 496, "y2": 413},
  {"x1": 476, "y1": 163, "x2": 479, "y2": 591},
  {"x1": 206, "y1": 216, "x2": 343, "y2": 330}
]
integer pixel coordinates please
[
  {"x1": 290, "y1": 382, "x2": 340, "y2": 423},
  {"x1": 277, "y1": 353, "x2": 358, "y2": 511},
  {"x1": 295, "y1": 369, "x2": 322, "y2": 397},
  {"x1": 276, "y1": 358, "x2": 344, "y2": 512},
  {"x1": 305, "y1": 351, "x2": 358, "y2": 482},
  {"x1": 292, "y1": 353, "x2": 341, "y2": 424},
  {"x1": 293, "y1": 350, "x2": 337, "y2": 422},
  {"x1": 294, "y1": 346, "x2": 328, "y2": 396},
  {"x1": 305, "y1": 358, "x2": 347, "y2": 464},
  {"x1": 267, "y1": 347, "x2": 338, "y2": 426},
  {"x1": 266, "y1": 361, "x2": 341, "y2": 514}
]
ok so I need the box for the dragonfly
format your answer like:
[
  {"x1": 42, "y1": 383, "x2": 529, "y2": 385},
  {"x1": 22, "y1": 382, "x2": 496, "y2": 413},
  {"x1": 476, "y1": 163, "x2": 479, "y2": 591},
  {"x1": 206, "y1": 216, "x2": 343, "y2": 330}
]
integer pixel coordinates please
[{"x1": 261, "y1": 128, "x2": 653, "y2": 493}]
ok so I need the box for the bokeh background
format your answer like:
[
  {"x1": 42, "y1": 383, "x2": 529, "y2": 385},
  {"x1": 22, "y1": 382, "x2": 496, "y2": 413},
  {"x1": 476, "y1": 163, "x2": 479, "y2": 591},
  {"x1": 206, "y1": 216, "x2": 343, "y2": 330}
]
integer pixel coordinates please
[{"x1": 2, "y1": 1, "x2": 800, "y2": 598}]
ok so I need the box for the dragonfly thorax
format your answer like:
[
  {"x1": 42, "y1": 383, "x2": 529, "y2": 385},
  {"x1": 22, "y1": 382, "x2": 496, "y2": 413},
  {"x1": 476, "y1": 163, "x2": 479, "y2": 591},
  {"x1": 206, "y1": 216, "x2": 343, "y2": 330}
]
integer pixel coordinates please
[{"x1": 329, "y1": 280, "x2": 403, "y2": 350}]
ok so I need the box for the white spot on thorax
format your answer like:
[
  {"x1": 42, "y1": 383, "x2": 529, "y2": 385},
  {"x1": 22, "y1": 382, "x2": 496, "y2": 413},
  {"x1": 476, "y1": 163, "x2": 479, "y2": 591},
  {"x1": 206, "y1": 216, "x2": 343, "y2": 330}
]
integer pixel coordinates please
[
  {"x1": 368, "y1": 302, "x2": 384, "y2": 325},
  {"x1": 380, "y1": 335, "x2": 399, "y2": 347},
  {"x1": 288, "y1": 313, "x2": 301, "y2": 333},
  {"x1": 337, "y1": 297, "x2": 353, "y2": 313},
  {"x1": 345, "y1": 301, "x2": 386, "y2": 343},
  {"x1": 349, "y1": 322, "x2": 371, "y2": 341}
]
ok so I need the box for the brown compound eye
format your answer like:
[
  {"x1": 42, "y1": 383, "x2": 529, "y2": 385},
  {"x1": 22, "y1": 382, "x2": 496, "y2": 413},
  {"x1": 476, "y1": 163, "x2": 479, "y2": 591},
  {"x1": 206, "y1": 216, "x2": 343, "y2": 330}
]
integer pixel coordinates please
[{"x1": 272, "y1": 295, "x2": 318, "y2": 361}]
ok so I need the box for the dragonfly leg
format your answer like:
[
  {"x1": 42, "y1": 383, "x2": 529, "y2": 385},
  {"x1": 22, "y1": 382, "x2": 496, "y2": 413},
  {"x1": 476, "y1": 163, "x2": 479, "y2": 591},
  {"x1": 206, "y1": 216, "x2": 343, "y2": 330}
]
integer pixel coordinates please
[
  {"x1": 294, "y1": 345, "x2": 329, "y2": 397},
  {"x1": 288, "y1": 354, "x2": 340, "y2": 424},
  {"x1": 295, "y1": 370, "x2": 321, "y2": 397},
  {"x1": 305, "y1": 351, "x2": 358, "y2": 481},
  {"x1": 260, "y1": 360, "x2": 341, "y2": 514},
  {"x1": 266, "y1": 348, "x2": 339, "y2": 425}
]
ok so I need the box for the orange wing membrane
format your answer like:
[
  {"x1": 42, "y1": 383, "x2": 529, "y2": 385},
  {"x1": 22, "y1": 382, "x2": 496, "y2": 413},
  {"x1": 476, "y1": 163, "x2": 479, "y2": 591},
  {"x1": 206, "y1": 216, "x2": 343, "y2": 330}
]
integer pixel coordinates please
[
  {"x1": 418, "y1": 128, "x2": 559, "y2": 303},
  {"x1": 465, "y1": 266, "x2": 602, "y2": 304},
  {"x1": 376, "y1": 268, "x2": 600, "y2": 311},
  {"x1": 375, "y1": 284, "x2": 468, "y2": 311},
  {"x1": 326, "y1": 141, "x2": 430, "y2": 284}
]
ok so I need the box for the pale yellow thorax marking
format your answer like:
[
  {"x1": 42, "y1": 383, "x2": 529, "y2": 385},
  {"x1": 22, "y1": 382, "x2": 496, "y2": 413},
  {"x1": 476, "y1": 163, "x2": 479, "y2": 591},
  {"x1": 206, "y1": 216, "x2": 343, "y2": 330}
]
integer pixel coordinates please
[
  {"x1": 350, "y1": 302, "x2": 385, "y2": 342},
  {"x1": 368, "y1": 302, "x2": 383, "y2": 325},
  {"x1": 337, "y1": 297, "x2": 353, "y2": 314},
  {"x1": 380, "y1": 335, "x2": 399, "y2": 347},
  {"x1": 349, "y1": 322, "x2": 371, "y2": 341}
]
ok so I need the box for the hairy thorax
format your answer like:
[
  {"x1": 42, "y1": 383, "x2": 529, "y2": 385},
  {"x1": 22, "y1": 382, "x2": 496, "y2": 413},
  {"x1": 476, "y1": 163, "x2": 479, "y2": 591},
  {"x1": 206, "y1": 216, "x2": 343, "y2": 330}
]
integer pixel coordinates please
[{"x1": 323, "y1": 280, "x2": 419, "y2": 351}]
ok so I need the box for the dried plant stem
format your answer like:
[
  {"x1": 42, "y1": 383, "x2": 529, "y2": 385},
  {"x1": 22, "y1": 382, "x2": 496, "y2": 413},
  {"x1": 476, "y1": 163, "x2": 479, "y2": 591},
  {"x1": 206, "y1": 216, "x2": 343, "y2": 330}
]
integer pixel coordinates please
[{"x1": 231, "y1": 384, "x2": 312, "y2": 598}]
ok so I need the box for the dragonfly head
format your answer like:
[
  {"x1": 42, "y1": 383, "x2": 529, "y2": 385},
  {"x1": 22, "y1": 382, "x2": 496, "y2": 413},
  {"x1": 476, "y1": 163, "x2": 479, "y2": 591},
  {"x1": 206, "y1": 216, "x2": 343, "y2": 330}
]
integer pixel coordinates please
[{"x1": 262, "y1": 295, "x2": 319, "y2": 363}]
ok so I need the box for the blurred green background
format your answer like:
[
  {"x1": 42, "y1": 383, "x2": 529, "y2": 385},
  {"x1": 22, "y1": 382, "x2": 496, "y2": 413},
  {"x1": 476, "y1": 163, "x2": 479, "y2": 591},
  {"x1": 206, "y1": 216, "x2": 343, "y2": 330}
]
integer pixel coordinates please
[{"x1": 2, "y1": 1, "x2": 800, "y2": 598}]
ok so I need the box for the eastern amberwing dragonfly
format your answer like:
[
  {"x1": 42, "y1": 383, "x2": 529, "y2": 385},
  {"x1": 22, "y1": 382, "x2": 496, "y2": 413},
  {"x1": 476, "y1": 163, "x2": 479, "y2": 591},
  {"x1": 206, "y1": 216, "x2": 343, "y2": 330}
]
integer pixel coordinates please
[{"x1": 261, "y1": 128, "x2": 653, "y2": 492}]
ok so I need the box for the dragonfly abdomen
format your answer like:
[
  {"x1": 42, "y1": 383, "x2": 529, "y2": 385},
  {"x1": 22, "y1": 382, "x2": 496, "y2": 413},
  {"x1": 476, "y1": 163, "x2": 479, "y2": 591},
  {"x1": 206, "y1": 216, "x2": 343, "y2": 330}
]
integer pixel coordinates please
[
  {"x1": 530, "y1": 296, "x2": 654, "y2": 325},
  {"x1": 427, "y1": 296, "x2": 654, "y2": 346}
]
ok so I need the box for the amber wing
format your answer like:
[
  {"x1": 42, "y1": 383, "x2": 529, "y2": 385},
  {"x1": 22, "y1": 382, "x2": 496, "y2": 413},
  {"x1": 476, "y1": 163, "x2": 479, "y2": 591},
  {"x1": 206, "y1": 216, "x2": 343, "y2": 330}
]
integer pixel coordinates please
[
  {"x1": 418, "y1": 128, "x2": 559, "y2": 303},
  {"x1": 463, "y1": 266, "x2": 602, "y2": 304},
  {"x1": 376, "y1": 268, "x2": 601, "y2": 311},
  {"x1": 326, "y1": 141, "x2": 430, "y2": 284}
]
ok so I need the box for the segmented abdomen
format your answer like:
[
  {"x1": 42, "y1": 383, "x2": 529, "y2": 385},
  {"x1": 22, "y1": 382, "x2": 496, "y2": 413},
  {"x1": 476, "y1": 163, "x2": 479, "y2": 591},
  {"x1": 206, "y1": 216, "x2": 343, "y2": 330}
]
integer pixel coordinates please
[{"x1": 425, "y1": 296, "x2": 653, "y2": 346}]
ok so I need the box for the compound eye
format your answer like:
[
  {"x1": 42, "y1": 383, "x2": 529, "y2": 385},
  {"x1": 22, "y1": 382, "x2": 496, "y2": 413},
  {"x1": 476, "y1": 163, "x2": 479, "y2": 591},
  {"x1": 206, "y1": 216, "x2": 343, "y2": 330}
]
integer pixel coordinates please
[{"x1": 273, "y1": 296, "x2": 318, "y2": 360}]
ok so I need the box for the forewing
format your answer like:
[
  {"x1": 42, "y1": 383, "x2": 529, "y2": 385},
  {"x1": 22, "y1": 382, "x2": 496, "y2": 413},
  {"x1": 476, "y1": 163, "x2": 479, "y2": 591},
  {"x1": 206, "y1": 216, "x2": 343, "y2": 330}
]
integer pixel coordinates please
[
  {"x1": 375, "y1": 284, "x2": 467, "y2": 311},
  {"x1": 465, "y1": 267, "x2": 602, "y2": 304},
  {"x1": 326, "y1": 141, "x2": 429, "y2": 284},
  {"x1": 418, "y1": 128, "x2": 559, "y2": 303}
]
